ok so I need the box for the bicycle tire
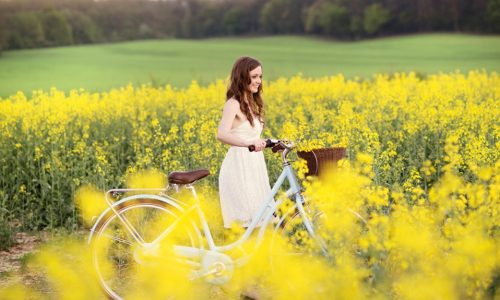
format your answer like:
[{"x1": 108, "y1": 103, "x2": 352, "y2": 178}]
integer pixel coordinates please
[
  {"x1": 88, "y1": 196, "x2": 202, "y2": 300},
  {"x1": 270, "y1": 203, "x2": 327, "y2": 264}
]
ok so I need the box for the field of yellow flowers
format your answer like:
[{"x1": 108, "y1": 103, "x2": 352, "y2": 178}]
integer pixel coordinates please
[{"x1": 0, "y1": 71, "x2": 498, "y2": 299}]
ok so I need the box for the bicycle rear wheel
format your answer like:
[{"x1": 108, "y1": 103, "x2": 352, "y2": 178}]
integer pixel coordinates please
[{"x1": 89, "y1": 197, "x2": 202, "y2": 300}]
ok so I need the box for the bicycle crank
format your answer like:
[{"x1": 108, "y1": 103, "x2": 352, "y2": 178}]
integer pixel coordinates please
[{"x1": 195, "y1": 251, "x2": 234, "y2": 285}]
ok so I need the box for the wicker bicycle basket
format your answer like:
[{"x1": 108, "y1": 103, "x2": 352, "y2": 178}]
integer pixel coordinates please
[{"x1": 297, "y1": 147, "x2": 346, "y2": 177}]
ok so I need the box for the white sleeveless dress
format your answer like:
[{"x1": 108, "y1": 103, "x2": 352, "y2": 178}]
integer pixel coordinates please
[{"x1": 219, "y1": 119, "x2": 272, "y2": 228}]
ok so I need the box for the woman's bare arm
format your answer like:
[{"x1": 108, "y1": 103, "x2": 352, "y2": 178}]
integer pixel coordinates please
[{"x1": 217, "y1": 99, "x2": 251, "y2": 147}]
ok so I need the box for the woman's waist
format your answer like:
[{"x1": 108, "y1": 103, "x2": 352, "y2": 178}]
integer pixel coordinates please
[{"x1": 227, "y1": 144, "x2": 263, "y2": 152}]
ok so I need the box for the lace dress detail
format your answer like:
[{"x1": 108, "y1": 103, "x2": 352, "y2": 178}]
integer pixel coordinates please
[{"x1": 219, "y1": 120, "x2": 272, "y2": 228}]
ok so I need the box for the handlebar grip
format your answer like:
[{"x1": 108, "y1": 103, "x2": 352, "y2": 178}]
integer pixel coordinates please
[{"x1": 248, "y1": 139, "x2": 276, "y2": 152}]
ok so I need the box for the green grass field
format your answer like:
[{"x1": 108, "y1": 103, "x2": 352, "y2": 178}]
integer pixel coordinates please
[{"x1": 0, "y1": 33, "x2": 499, "y2": 98}]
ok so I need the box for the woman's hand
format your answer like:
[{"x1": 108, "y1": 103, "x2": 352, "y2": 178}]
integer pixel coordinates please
[{"x1": 251, "y1": 138, "x2": 267, "y2": 152}]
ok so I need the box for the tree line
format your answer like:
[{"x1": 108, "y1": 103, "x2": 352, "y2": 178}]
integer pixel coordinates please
[{"x1": 0, "y1": 0, "x2": 499, "y2": 51}]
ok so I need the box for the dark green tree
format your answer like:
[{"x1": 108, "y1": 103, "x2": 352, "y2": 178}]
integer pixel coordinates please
[
  {"x1": 6, "y1": 12, "x2": 45, "y2": 49},
  {"x1": 305, "y1": 1, "x2": 350, "y2": 37},
  {"x1": 363, "y1": 3, "x2": 390, "y2": 35},
  {"x1": 383, "y1": 0, "x2": 418, "y2": 33},
  {"x1": 177, "y1": 0, "x2": 225, "y2": 38},
  {"x1": 223, "y1": 6, "x2": 252, "y2": 35},
  {"x1": 41, "y1": 10, "x2": 73, "y2": 46},
  {"x1": 486, "y1": 0, "x2": 500, "y2": 32},
  {"x1": 0, "y1": 18, "x2": 5, "y2": 53},
  {"x1": 260, "y1": 0, "x2": 304, "y2": 34},
  {"x1": 65, "y1": 11, "x2": 101, "y2": 44},
  {"x1": 304, "y1": 1, "x2": 322, "y2": 34}
]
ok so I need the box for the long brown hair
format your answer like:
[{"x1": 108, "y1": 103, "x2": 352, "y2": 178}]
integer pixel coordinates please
[{"x1": 226, "y1": 56, "x2": 264, "y2": 127}]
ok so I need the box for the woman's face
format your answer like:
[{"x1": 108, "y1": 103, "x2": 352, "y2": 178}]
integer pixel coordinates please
[{"x1": 247, "y1": 66, "x2": 262, "y2": 94}]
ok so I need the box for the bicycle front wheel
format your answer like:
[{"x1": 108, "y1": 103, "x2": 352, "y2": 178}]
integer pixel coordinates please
[
  {"x1": 89, "y1": 197, "x2": 202, "y2": 300},
  {"x1": 271, "y1": 203, "x2": 327, "y2": 260}
]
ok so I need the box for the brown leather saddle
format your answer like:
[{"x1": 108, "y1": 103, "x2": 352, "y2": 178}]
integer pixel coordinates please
[{"x1": 168, "y1": 169, "x2": 210, "y2": 185}]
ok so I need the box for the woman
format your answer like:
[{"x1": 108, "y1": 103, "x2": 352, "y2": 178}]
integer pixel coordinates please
[{"x1": 217, "y1": 56, "x2": 271, "y2": 229}]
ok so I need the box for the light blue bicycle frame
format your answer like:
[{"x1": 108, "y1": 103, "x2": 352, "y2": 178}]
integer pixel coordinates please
[
  {"x1": 168, "y1": 157, "x2": 328, "y2": 262},
  {"x1": 89, "y1": 145, "x2": 328, "y2": 271}
]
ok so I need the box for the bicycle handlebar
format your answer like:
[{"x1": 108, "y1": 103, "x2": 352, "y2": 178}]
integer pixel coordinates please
[{"x1": 248, "y1": 139, "x2": 292, "y2": 153}]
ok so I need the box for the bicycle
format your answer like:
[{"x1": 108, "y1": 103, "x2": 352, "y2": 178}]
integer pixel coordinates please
[{"x1": 87, "y1": 139, "x2": 336, "y2": 299}]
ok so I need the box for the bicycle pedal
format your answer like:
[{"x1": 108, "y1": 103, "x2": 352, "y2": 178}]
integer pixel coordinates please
[{"x1": 200, "y1": 262, "x2": 226, "y2": 277}]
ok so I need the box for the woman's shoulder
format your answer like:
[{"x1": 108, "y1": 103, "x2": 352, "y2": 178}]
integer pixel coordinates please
[{"x1": 225, "y1": 98, "x2": 240, "y2": 107}]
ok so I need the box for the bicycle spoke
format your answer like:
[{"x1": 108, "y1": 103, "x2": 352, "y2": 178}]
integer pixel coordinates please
[{"x1": 100, "y1": 232, "x2": 134, "y2": 246}]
